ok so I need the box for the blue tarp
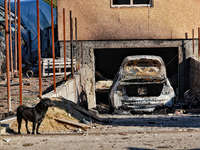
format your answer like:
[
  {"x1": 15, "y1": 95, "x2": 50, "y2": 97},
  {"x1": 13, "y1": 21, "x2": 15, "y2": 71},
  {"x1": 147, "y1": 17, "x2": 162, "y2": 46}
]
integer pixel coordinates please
[{"x1": 0, "y1": 0, "x2": 57, "y2": 63}]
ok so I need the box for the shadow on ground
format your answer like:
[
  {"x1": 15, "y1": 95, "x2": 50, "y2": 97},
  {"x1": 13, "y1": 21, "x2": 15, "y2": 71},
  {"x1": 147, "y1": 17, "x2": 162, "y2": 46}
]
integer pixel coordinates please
[{"x1": 52, "y1": 97, "x2": 200, "y2": 128}]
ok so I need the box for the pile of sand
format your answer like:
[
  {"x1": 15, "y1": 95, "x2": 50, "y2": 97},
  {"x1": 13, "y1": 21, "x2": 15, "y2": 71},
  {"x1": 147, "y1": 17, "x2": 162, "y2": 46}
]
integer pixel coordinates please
[{"x1": 10, "y1": 97, "x2": 90, "y2": 134}]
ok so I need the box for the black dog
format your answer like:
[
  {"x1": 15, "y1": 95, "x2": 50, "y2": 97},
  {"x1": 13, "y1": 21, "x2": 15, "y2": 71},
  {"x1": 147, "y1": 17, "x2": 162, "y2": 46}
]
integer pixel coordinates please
[{"x1": 17, "y1": 98, "x2": 53, "y2": 134}]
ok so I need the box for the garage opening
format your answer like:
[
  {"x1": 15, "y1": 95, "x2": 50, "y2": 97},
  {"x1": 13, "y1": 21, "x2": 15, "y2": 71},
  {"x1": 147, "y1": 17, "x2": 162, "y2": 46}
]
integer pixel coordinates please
[{"x1": 94, "y1": 47, "x2": 179, "y2": 106}]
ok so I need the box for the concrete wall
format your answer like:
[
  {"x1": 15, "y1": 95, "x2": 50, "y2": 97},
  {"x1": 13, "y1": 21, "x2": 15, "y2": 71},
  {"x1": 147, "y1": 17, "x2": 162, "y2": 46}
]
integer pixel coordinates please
[
  {"x1": 57, "y1": 0, "x2": 200, "y2": 41},
  {"x1": 190, "y1": 58, "x2": 200, "y2": 94},
  {"x1": 42, "y1": 73, "x2": 84, "y2": 106}
]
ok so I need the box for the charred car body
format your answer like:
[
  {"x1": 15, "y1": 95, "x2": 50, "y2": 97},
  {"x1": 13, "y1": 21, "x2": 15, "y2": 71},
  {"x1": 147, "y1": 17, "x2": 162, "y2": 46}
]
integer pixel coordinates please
[{"x1": 109, "y1": 55, "x2": 175, "y2": 112}]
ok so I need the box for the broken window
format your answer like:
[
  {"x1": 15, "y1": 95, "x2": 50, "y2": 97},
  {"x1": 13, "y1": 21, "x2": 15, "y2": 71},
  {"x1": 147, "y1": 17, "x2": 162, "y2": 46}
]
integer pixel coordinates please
[{"x1": 111, "y1": 0, "x2": 153, "y2": 7}]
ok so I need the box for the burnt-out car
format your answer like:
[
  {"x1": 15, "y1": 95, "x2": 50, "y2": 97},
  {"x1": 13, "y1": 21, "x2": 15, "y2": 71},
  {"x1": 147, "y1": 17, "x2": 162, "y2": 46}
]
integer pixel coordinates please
[{"x1": 109, "y1": 55, "x2": 175, "y2": 113}]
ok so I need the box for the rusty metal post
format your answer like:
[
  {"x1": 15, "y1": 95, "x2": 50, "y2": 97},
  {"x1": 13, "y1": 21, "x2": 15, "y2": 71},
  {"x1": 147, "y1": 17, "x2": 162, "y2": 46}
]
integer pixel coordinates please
[
  {"x1": 199, "y1": 28, "x2": 200, "y2": 58},
  {"x1": 18, "y1": 0, "x2": 23, "y2": 105},
  {"x1": 9, "y1": 0, "x2": 13, "y2": 79},
  {"x1": 5, "y1": 0, "x2": 11, "y2": 112},
  {"x1": 193, "y1": 29, "x2": 194, "y2": 55},
  {"x1": 37, "y1": 0, "x2": 42, "y2": 96},
  {"x1": 63, "y1": 8, "x2": 66, "y2": 81},
  {"x1": 51, "y1": 0, "x2": 56, "y2": 92},
  {"x1": 70, "y1": 11, "x2": 74, "y2": 78},
  {"x1": 14, "y1": 0, "x2": 17, "y2": 73},
  {"x1": 75, "y1": 17, "x2": 78, "y2": 70},
  {"x1": 81, "y1": 41, "x2": 83, "y2": 67}
]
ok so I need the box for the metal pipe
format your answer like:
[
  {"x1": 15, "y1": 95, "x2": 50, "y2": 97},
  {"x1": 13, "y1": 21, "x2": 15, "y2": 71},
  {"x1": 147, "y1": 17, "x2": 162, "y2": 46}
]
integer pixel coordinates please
[
  {"x1": 199, "y1": 28, "x2": 200, "y2": 58},
  {"x1": 51, "y1": 0, "x2": 56, "y2": 92},
  {"x1": 14, "y1": 0, "x2": 17, "y2": 74},
  {"x1": 75, "y1": 17, "x2": 78, "y2": 70},
  {"x1": 5, "y1": 0, "x2": 11, "y2": 112},
  {"x1": 81, "y1": 41, "x2": 83, "y2": 67},
  {"x1": 193, "y1": 29, "x2": 194, "y2": 55},
  {"x1": 70, "y1": 11, "x2": 74, "y2": 78},
  {"x1": 37, "y1": 0, "x2": 42, "y2": 96},
  {"x1": 63, "y1": 8, "x2": 66, "y2": 81},
  {"x1": 9, "y1": 0, "x2": 13, "y2": 79},
  {"x1": 26, "y1": 67, "x2": 38, "y2": 78},
  {"x1": 18, "y1": 0, "x2": 22, "y2": 105}
]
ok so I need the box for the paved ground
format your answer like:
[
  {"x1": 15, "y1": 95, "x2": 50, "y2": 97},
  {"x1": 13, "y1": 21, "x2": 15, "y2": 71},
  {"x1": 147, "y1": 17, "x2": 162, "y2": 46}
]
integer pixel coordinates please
[
  {"x1": 1, "y1": 130, "x2": 200, "y2": 150},
  {"x1": 1, "y1": 113, "x2": 200, "y2": 150}
]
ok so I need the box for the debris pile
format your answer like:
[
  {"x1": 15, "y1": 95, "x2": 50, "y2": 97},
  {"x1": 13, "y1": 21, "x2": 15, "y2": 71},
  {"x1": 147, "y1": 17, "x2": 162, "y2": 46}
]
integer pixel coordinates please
[
  {"x1": 8, "y1": 97, "x2": 107, "y2": 134},
  {"x1": 180, "y1": 90, "x2": 200, "y2": 109},
  {"x1": 95, "y1": 80, "x2": 113, "y2": 92}
]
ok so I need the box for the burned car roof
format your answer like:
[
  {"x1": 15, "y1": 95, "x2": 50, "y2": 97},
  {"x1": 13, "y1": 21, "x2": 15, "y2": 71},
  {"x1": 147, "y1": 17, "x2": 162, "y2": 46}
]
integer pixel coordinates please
[{"x1": 119, "y1": 55, "x2": 166, "y2": 81}]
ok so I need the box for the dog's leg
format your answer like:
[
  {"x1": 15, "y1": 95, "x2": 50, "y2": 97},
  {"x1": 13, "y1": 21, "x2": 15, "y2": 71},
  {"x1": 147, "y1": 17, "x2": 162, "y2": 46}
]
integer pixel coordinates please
[
  {"x1": 25, "y1": 119, "x2": 30, "y2": 134},
  {"x1": 32, "y1": 122, "x2": 36, "y2": 134},
  {"x1": 17, "y1": 116, "x2": 22, "y2": 134},
  {"x1": 36, "y1": 122, "x2": 42, "y2": 134}
]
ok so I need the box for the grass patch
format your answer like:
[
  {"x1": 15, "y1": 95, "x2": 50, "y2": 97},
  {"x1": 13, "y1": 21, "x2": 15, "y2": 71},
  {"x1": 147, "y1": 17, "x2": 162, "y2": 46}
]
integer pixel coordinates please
[{"x1": 23, "y1": 97, "x2": 33, "y2": 101}]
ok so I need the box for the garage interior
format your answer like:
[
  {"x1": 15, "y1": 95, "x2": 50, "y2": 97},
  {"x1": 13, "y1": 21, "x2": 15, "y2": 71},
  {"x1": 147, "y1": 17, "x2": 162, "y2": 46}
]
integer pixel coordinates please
[{"x1": 94, "y1": 47, "x2": 179, "y2": 106}]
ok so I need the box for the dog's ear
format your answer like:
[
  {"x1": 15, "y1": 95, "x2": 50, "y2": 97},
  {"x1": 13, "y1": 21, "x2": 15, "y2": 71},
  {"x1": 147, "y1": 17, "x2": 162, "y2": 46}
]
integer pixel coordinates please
[{"x1": 41, "y1": 98, "x2": 52, "y2": 107}]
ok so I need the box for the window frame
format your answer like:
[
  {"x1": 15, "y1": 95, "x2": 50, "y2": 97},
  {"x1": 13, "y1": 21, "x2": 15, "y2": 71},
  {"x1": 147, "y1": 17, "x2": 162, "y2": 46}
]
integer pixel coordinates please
[{"x1": 111, "y1": 0, "x2": 153, "y2": 8}]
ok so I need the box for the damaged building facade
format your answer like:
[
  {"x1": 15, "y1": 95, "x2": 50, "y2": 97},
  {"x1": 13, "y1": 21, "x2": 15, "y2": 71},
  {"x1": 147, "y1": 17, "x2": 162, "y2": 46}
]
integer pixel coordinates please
[{"x1": 57, "y1": 0, "x2": 200, "y2": 109}]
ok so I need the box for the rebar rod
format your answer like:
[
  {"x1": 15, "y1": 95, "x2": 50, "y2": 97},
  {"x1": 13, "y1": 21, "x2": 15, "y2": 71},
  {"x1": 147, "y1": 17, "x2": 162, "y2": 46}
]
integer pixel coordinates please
[
  {"x1": 51, "y1": 0, "x2": 56, "y2": 92},
  {"x1": 37, "y1": 0, "x2": 42, "y2": 96},
  {"x1": 5, "y1": 0, "x2": 11, "y2": 111},
  {"x1": 63, "y1": 8, "x2": 66, "y2": 81},
  {"x1": 18, "y1": 0, "x2": 23, "y2": 105}
]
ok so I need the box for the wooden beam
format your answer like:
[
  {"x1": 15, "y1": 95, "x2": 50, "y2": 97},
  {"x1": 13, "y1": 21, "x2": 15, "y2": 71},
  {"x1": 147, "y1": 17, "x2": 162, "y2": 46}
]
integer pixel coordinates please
[{"x1": 55, "y1": 118, "x2": 91, "y2": 130}]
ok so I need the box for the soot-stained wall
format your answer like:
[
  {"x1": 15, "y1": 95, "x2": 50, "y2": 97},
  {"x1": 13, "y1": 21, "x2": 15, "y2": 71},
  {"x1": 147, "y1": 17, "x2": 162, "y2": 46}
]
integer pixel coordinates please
[{"x1": 57, "y1": 0, "x2": 200, "y2": 41}]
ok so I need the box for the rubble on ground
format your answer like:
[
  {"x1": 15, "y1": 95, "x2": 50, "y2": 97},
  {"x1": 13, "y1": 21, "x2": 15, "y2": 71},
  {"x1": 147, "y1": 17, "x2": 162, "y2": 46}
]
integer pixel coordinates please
[{"x1": 180, "y1": 90, "x2": 200, "y2": 107}]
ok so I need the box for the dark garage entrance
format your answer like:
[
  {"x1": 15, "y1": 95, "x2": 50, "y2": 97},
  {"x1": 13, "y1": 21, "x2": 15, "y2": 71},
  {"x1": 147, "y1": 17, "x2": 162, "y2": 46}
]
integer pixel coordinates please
[{"x1": 94, "y1": 47, "x2": 179, "y2": 105}]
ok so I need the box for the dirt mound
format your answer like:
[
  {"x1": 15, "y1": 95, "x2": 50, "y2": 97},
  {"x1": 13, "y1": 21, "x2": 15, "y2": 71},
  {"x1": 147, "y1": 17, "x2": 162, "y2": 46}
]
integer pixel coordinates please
[{"x1": 10, "y1": 97, "x2": 91, "y2": 134}]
